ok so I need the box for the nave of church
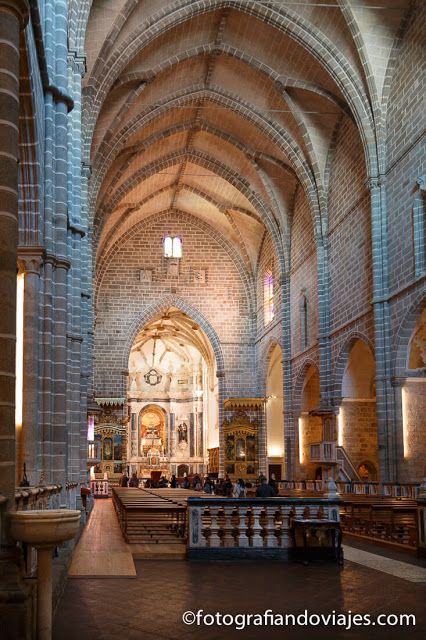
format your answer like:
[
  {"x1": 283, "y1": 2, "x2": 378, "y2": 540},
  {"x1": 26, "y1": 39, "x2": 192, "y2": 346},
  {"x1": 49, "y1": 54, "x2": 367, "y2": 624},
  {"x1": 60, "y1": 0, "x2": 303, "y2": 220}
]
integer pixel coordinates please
[{"x1": 0, "y1": 0, "x2": 425, "y2": 638}]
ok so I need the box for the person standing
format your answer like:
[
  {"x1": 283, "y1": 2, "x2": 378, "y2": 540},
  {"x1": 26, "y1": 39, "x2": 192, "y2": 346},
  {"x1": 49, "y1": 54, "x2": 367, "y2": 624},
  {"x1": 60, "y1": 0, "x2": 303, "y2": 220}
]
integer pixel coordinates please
[{"x1": 269, "y1": 472, "x2": 278, "y2": 496}]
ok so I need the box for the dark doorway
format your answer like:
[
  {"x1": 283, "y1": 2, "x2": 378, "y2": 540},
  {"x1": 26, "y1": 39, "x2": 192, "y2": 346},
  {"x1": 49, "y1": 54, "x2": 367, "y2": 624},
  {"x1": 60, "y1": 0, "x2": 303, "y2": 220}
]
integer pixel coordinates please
[
  {"x1": 177, "y1": 464, "x2": 189, "y2": 477},
  {"x1": 268, "y1": 464, "x2": 282, "y2": 480}
]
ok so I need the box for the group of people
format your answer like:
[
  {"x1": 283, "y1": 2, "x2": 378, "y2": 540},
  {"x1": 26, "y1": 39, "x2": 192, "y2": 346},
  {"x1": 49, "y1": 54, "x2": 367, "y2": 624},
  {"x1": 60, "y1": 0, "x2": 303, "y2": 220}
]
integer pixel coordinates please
[
  {"x1": 119, "y1": 471, "x2": 139, "y2": 487},
  {"x1": 119, "y1": 470, "x2": 280, "y2": 497}
]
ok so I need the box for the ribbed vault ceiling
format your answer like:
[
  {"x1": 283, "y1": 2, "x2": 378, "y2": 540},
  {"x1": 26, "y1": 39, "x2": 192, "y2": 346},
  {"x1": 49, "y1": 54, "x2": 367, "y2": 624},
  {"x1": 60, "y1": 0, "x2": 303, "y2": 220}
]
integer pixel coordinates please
[
  {"x1": 80, "y1": 0, "x2": 413, "y2": 277},
  {"x1": 131, "y1": 307, "x2": 215, "y2": 371}
]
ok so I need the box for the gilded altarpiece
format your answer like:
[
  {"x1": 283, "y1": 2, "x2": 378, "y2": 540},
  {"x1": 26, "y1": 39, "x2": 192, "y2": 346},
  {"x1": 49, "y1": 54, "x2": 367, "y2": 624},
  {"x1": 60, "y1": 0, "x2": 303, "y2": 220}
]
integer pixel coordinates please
[
  {"x1": 94, "y1": 410, "x2": 127, "y2": 479},
  {"x1": 222, "y1": 412, "x2": 258, "y2": 479}
]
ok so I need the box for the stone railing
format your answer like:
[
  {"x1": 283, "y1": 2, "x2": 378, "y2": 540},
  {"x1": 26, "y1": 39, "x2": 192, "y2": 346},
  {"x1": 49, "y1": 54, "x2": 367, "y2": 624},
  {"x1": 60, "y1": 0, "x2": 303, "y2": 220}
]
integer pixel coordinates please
[
  {"x1": 90, "y1": 479, "x2": 109, "y2": 498},
  {"x1": 310, "y1": 441, "x2": 336, "y2": 463},
  {"x1": 187, "y1": 496, "x2": 341, "y2": 559},
  {"x1": 15, "y1": 485, "x2": 63, "y2": 511},
  {"x1": 279, "y1": 480, "x2": 323, "y2": 492},
  {"x1": 279, "y1": 480, "x2": 420, "y2": 498}
]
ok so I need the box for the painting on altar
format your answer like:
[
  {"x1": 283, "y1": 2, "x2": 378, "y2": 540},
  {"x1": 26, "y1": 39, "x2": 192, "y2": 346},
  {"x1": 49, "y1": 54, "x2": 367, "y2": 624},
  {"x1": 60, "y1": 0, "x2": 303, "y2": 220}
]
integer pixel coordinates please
[
  {"x1": 103, "y1": 437, "x2": 113, "y2": 460},
  {"x1": 113, "y1": 434, "x2": 122, "y2": 460}
]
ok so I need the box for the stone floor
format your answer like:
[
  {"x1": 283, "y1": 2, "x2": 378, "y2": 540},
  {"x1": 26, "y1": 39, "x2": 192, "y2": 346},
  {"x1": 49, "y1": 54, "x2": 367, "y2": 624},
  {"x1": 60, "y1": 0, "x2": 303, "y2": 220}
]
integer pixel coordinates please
[{"x1": 53, "y1": 556, "x2": 426, "y2": 640}]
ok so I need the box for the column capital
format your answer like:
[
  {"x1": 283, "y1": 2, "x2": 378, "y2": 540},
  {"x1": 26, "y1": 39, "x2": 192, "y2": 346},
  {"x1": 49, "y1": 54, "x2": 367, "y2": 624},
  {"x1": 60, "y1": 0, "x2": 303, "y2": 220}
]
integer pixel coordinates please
[
  {"x1": 81, "y1": 162, "x2": 92, "y2": 178},
  {"x1": 67, "y1": 53, "x2": 86, "y2": 77},
  {"x1": 0, "y1": 0, "x2": 29, "y2": 27},
  {"x1": 390, "y1": 376, "x2": 405, "y2": 388},
  {"x1": 417, "y1": 175, "x2": 426, "y2": 192},
  {"x1": 366, "y1": 175, "x2": 386, "y2": 190},
  {"x1": 17, "y1": 247, "x2": 44, "y2": 275}
]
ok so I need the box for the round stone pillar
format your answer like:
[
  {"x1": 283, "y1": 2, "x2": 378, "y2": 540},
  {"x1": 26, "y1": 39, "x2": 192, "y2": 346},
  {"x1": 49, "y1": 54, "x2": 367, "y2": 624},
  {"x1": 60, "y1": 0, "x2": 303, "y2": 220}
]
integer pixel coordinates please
[
  {"x1": 0, "y1": 3, "x2": 32, "y2": 639},
  {"x1": 0, "y1": 0, "x2": 29, "y2": 517},
  {"x1": 17, "y1": 250, "x2": 44, "y2": 486}
]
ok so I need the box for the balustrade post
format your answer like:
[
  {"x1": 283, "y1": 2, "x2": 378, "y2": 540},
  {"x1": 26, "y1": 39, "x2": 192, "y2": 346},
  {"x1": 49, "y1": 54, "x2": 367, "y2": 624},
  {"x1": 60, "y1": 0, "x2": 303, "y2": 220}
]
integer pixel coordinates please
[
  {"x1": 222, "y1": 504, "x2": 235, "y2": 547},
  {"x1": 279, "y1": 507, "x2": 291, "y2": 548},
  {"x1": 238, "y1": 506, "x2": 249, "y2": 547},
  {"x1": 251, "y1": 505, "x2": 263, "y2": 548},
  {"x1": 265, "y1": 506, "x2": 278, "y2": 548},
  {"x1": 208, "y1": 506, "x2": 221, "y2": 547}
]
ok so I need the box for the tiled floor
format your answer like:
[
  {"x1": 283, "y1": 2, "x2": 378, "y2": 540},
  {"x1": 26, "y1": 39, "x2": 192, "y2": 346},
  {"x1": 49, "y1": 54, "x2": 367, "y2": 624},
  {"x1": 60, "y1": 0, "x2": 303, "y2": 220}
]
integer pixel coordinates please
[
  {"x1": 54, "y1": 557, "x2": 426, "y2": 640},
  {"x1": 342, "y1": 544, "x2": 426, "y2": 582}
]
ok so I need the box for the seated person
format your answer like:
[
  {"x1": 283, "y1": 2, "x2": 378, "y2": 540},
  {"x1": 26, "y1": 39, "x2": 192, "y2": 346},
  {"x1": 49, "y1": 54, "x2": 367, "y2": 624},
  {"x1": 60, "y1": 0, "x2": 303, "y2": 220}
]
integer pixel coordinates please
[
  {"x1": 256, "y1": 477, "x2": 277, "y2": 498},
  {"x1": 128, "y1": 472, "x2": 139, "y2": 487}
]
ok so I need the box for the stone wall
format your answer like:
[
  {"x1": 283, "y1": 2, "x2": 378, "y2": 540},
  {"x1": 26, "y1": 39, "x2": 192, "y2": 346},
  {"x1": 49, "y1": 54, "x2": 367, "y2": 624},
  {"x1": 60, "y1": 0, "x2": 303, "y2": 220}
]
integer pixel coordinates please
[
  {"x1": 328, "y1": 116, "x2": 372, "y2": 333},
  {"x1": 400, "y1": 381, "x2": 426, "y2": 482},
  {"x1": 95, "y1": 211, "x2": 255, "y2": 398},
  {"x1": 339, "y1": 400, "x2": 378, "y2": 475}
]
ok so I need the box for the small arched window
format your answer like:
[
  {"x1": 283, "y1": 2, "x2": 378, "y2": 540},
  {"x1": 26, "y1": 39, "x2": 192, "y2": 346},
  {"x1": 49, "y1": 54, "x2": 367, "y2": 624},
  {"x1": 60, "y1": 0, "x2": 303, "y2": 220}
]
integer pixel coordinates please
[
  {"x1": 264, "y1": 267, "x2": 274, "y2": 325},
  {"x1": 164, "y1": 235, "x2": 173, "y2": 257},
  {"x1": 172, "y1": 236, "x2": 182, "y2": 258},
  {"x1": 300, "y1": 292, "x2": 309, "y2": 350},
  {"x1": 164, "y1": 235, "x2": 182, "y2": 258}
]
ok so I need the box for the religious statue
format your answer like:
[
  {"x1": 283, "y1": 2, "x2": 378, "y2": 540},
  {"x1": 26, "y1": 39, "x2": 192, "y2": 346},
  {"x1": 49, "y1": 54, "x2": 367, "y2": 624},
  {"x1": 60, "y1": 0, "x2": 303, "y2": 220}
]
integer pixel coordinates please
[{"x1": 178, "y1": 422, "x2": 188, "y2": 443}]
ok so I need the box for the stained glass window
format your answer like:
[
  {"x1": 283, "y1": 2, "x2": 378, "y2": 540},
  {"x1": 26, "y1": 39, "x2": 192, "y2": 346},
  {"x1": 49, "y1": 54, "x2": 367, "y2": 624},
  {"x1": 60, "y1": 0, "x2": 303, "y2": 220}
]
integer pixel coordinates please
[
  {"x1": 300, "y1": 293, "x2": 309, "y2": 349},
  {"x1": 264, "y1": 267, "x2": 274, "y2": 325}
]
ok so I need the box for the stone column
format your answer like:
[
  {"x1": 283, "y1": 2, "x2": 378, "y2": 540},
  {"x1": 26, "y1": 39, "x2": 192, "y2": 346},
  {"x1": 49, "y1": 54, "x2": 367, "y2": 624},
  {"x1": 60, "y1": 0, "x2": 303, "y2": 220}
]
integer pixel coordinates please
[
  {"x1": 280, "y1": 273, "x2": 294, "y2": 480},
  {"x1": 413, "y1": 176, "x2": 425, "y2": 277},
  {"x1": 0, "y1": 1, "x2": 31, "y2": 637},
  {"x1": 17, "y1": 249, "x2": 44, "y2": 486},
  {"x1": 316, "y1": 235, "x2": 333, "y2": 406},
  {"x1": 217, "y1": 370, "x2": 226, "y2": 477},
  {"x1": 51, "y1": 0, "x2": 71, "y2": 490},
  {"x1": 368, "y1": 176, "x2": 396, "y2": 481}
]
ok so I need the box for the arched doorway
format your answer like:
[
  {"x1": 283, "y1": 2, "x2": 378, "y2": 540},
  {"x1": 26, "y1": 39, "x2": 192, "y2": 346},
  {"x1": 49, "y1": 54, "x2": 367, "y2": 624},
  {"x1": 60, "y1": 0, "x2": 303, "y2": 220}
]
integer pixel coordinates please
[
  {"x1": 401, "y1": 308, "x2": 426, "y2": 481},
  {"x1": 297, "y1": 365, "x2": 321, "y2": 479},
  {"x1": 127, "y1": 307, "x2": 218, "y2": 479},
  {"x1": 265, "y1": 344, "x2": 284, "y2": 480},
  {"x1": 338, "y1": 340, "x2": 378, "y2": 480}
]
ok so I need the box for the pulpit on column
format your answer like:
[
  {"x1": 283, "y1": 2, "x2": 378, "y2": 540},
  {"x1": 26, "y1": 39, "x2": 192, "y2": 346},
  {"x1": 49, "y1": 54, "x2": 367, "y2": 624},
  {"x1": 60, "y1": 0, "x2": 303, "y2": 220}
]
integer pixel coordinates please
[{"x1": 308, "y1": 404, "x2": 338, "y2": 477}]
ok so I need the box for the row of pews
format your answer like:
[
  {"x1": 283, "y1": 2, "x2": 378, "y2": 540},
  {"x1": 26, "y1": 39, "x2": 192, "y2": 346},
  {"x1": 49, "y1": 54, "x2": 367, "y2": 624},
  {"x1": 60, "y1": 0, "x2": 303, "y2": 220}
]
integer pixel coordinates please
[
  {"x1": 340, "y1": 496, "x2": 419, "y2": 549},
  {"x1": 277, "y1": 489, "x2": 419, "y2": 550},
  {"x1": 112, "y1": 487, "x2": 419, "y2": 552},
  {"x1": 112, "y1": 487, "x2": 205, "y2": 544}
]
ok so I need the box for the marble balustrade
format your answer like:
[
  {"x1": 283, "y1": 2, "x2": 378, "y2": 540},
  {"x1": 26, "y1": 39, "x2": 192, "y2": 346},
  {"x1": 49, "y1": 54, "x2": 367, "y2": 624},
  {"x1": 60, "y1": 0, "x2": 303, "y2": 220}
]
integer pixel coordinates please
[{"x1": 187, "y1": 496, "x2": 341, "y2": 558}]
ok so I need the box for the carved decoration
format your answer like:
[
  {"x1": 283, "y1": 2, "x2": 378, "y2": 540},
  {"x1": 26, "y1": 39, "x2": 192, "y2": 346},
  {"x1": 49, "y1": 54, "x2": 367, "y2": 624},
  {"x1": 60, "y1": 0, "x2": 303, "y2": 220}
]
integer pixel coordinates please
[
  {"x1": 208, "y1": 447, "x2": 219, "y2": 474},
  {"x1": 222, "y1": 412, "x2": 258, "y2": 478},
  {"x1": 223, "y1": 397, "x2": 266, "y2": 411}
]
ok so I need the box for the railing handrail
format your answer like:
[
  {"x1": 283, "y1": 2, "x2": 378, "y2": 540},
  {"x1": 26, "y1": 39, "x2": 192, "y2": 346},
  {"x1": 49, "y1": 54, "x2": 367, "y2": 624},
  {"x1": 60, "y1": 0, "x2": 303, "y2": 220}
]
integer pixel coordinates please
[
  {"x1": 187, "y1": 495, "x2": 342, "y2": 504},
  {"x1": 277, "y1": 480, "x2": 420, "y2": 497}
]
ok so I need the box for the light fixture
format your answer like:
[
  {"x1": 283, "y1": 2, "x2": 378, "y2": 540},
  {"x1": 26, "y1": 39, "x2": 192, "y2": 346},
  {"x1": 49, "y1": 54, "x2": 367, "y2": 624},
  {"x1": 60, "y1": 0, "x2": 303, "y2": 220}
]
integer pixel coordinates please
[{"x1": 268, "y1": 446, "x2": 283, "y2": 457}]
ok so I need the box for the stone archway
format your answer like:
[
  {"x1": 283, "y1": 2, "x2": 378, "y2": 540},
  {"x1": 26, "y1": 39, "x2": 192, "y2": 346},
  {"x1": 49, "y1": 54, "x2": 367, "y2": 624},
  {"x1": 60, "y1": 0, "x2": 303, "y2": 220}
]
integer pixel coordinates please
[{"x1": 337, "y1": 339, "x2": 378, "y2": 479}]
